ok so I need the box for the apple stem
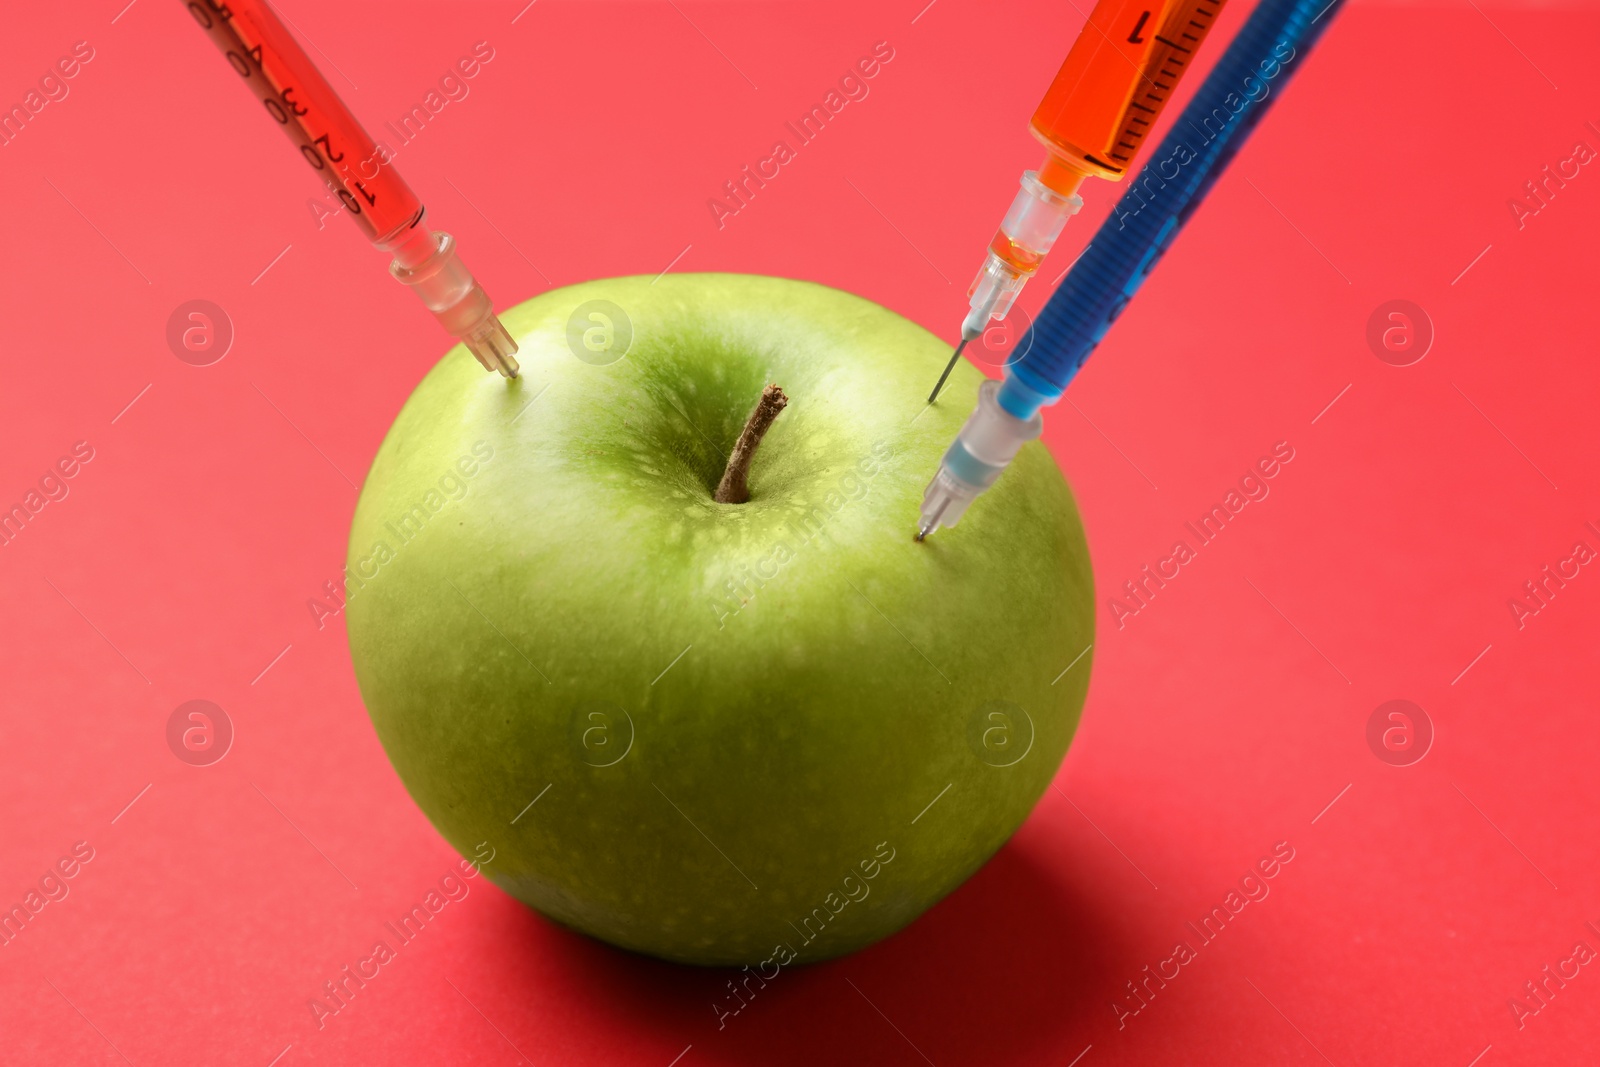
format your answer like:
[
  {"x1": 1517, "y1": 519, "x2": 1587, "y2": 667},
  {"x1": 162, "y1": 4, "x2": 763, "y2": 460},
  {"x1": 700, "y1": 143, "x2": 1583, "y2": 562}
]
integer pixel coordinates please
[{"x1": 714, "y1": 384, "x2": 789, "y2": 504}]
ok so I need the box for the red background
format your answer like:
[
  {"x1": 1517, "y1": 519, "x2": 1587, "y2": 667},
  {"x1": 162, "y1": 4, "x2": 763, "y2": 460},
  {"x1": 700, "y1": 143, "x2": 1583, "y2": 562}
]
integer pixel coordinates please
[{"x1": 2, "y1": 0, "x2": 1597, "y2": 1064}]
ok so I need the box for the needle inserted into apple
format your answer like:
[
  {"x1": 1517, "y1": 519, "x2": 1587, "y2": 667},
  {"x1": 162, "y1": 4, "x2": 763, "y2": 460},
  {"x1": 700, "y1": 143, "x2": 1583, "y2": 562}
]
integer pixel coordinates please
[
  {"x1": 183, "y1": 0, "x2": 520, "y2": 378},
  {"x1": 930, "y1": 0, "x2": 1230, "y2": 407},
  {"x1": 918, "y1": 0, "x2": 1344, "y2": 539}
]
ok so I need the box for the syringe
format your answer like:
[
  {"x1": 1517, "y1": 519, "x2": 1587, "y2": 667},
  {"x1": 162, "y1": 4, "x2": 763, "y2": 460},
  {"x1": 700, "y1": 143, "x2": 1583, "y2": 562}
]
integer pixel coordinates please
[
  {"x1": 183, "y1": 0, "x2": 520, "y2": 377},
  {"x1": 917, "y1": 0, "x2": 1344, "y2": 540},
  {"x1": 928, "y1": 0, "x2": 1227, "y2": 404}
]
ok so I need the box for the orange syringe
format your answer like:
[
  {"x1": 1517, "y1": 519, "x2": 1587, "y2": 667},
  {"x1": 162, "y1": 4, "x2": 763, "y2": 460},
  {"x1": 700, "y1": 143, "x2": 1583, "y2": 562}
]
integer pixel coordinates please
[{"x1": 931, "y1": 0, "x2": 1226, "y2": 401}]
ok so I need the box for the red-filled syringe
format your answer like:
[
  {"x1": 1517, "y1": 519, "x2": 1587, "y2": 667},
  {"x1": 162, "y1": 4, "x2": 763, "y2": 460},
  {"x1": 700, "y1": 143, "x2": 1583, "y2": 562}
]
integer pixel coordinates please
[{"x1": 183, "y1": 0, "x2": 519, "y2": 377}]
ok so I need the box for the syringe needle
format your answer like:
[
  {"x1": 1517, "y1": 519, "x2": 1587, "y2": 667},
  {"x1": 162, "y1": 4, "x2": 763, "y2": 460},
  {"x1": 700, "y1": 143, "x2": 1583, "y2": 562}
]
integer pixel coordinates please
[
  {"x1": 185, "y1": 0, "x2": 521, "y2": 380},
  {"x1": 914, "y1": 0, "x2": 1343, "y2": 540},
  {"x1": 927, "y1": 339, "x2": 969, "y2": 404}
]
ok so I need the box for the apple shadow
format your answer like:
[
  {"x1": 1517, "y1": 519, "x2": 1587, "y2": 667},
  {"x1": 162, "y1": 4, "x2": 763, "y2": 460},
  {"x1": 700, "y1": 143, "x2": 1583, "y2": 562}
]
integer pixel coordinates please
[{"x1": 483, "y1": 836, "x2": 1128, "y2": 1065}]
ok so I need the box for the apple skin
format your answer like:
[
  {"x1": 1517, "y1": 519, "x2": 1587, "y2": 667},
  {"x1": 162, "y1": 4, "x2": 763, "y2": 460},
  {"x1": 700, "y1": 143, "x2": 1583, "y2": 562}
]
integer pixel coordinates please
[{"x1": 347, "y1": 274, "x2": 1094, "y2": 966}]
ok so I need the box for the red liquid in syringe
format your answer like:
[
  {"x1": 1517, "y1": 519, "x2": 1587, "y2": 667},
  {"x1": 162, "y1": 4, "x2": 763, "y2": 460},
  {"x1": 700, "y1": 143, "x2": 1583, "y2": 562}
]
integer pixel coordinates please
[
  {"x1": 183, "y1": 0, "x2": 430, "y2": 261},
  {"x1": 183, "y1": 0, "x2": 519, "y2": 375}
]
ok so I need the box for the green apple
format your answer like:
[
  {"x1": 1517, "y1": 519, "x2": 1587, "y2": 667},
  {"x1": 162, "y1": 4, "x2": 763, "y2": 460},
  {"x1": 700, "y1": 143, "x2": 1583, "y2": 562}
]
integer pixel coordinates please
[{"x1": 346, "y1": 273, "x2": 1094, "y2": 967}]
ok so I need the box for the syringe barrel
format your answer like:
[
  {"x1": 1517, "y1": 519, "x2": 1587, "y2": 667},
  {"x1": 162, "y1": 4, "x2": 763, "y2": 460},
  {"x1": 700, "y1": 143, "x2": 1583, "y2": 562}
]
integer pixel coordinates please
[
  {"x1": 1030, "y1": 0, "x2": 1228, "y2": 182},
  {"x1": 1001, "y1": 0, "x2": 1344, "y2": 418},
  {"x1": 184, "y1": 0, "x2": 520, "y2": 377},
  {"x1": 182, "y1": 0, "x2": 425, "y2": 245}
]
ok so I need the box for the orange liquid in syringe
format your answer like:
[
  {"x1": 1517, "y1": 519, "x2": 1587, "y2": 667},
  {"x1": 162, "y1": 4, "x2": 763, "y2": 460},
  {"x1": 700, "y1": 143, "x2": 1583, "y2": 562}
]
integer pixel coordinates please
[{"x1": 1029, "y1": 0, "x2": 1226, "y2": 190}]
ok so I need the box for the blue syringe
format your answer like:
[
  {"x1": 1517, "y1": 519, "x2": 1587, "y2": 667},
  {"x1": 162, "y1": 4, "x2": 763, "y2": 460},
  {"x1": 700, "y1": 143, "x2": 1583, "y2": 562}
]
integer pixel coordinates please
[{"x1": 916, "y1": 0, "x2": 1344, "y2": 540}]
